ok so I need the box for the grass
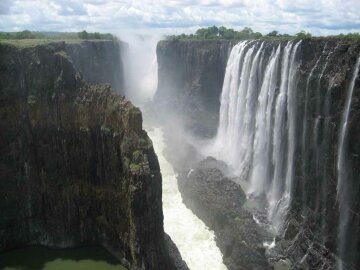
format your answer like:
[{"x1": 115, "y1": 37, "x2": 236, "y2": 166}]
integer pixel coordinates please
[{"x1": 0, "y1": 39, "x2": 114, "y2": 48}]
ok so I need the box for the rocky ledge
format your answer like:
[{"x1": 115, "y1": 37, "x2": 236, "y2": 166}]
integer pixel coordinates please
[
  {"x1": 178, "y1": 157, "x2": 270, "y2": 270},
  {"x1": 0, "y1": 41, "x2": 187, "y2": 270}
]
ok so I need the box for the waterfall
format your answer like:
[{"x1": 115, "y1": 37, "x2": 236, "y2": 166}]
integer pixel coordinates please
[
  {"x1": 249, "y1": 45, "x2": 281, "y2": 195},
  {"x1": 148, "y1": 127, "x2": 227, "y2": 270},
  {"x1": 301, "y1": 43, "x2": 330, "y2": 216},
  {"x1": 337, "y1": 56, "x2": 360, "y2": 270},
  {"x1": 212, "y1": 39, "x2": 360, "y2": 267},
  {"x1": 336, "y1": 56, "x2": 360, "y2": 202},
  {"x1": 214, "y1": 40, "x2": 301, "y2": 229}
]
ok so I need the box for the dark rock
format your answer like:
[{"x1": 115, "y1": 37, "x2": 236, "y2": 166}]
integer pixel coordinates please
[
  {"x1": 156, "y1": 37, "x2": 360, "y2": 269},
  {"x1": 155, "y1": 39, "x2": 236, "y2": 137},
  {"x1": 0, "y1": 42, "x2": 186, "y2": 270},
  {"x1": 178, "y1": 157, "x2": 270, "y2": 270},
  {"x1": 164, "y1": 233, "x2": 189, "y2": 270},
  {"x1": 65, "y1": 40, "x2": 126, "y2": 94}
]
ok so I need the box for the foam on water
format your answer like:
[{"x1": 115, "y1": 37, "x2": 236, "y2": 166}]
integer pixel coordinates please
[{"x1": 147, "y1": 127, "x2": 227, "y2": 270}]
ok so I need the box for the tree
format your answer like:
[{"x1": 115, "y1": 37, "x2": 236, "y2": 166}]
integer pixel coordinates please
[
  {"x1": 242, "y1": 27, "x2": 253, "y2": 35},
  {"x1": 296, "y1": 30, "x2": 312, "y2": 39},
  {"x1": 218, "y1": 26, "x2": 227, "y2": 37},
  {"x1": 253, "y1": 32, "x2": 263, "y2": 38},
  {"x1": 195, "y1": 26, "x2": 219, "y2": 39},
  {"x1": 78, "y1": 30, "x2": 89, "y2": 39},
  {"x1": 93, "y1": 32, "x2": 101, "y2": 39},
  {"x1": 195, "y1": 28, "x2": 207, "y2": 38},
  {"x1": 236, "y1": 27, "x2": 255, "y2": 39},
  {"x1": 219, "y1": 27, "x2": 237, "y2": 39},
  {"x1": 267, "y1": 30, "x2": 278, "y2": 37},
  {"x1": 207, "y1": 25, "x2": 219, "y2": 38},
  {"x1": 15, "y1": 30, "x2": 34, "y2": 39}
]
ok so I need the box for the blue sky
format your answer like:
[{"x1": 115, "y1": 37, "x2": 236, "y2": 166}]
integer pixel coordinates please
[{"x1": 0, "y1": 0, "x2": 359, "y2": 35}]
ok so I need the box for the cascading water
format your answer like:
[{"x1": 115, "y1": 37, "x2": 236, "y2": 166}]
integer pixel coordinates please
[
  {"x1": 249, "y1": 45, "x2": 281, "y2": 196},
  {"x1": 300, "y1": 43, "x2": 329, "y2": 216},
  {"x1": 147, "y1": 127, "x2": 227, "y2": 270},
  {"x1": 336, "y1": 56, "x2": 360, "y2": 270},
  {"x1": 212, "y1": 39, "x2": 360, "y2": 268},
  {"x1": 138, "y1": 38, "x2": 227, "y2": 270},
  {"x1": 213, "y1": 40, "x2": 301, "y2": 229}
]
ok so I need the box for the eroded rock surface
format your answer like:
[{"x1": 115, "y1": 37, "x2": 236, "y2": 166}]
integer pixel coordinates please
[
  {"x1": 0, "y1": 41, "x2": 186, "y2": 270},
  {"x1": 178, "y1": 157, "x2": 270, "y2": 270}
]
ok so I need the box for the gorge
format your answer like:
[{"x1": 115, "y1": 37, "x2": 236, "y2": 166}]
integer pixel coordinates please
[
  {"x1": 156, "y1": 38, "x2": 360, "y2": 269},
  {"x1": 0, "y1": 40, "x2": 186, "y2": 270},
  {"x1": 1, "y1": 32, "x2": 360, "y2": 270}
]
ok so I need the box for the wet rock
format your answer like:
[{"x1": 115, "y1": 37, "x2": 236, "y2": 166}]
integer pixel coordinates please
[
  {"x1": 178, "y1": 157, "x2": 270, "y2": 270},
  {"x1": 155, "y1": 39, "x2": 236, "y2": 137},
  {"x1": 0, "y1": 42, "x2": 186, "y2": 270},
  {"x1": 156, "y1": 37, "x2": 360, "y2": 269}
]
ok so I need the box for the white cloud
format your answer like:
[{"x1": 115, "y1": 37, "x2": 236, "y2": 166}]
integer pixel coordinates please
[{"x1": 0, "y1": 0, "x2": 359, "y2": 35}]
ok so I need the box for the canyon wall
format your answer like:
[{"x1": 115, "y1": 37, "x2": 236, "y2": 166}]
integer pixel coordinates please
[
  {"x1": 155, "y1": 40, "x2": 234, "y2": 136},
  {"x1": 0, "y1": 41, "x2": 186, "y2": 270},
  {"x1": 65, "y1": 40, "x2": 126, "y2": 94},
  {"x1": 156, "y1": 38, "x2": 360, "y2": 269}
]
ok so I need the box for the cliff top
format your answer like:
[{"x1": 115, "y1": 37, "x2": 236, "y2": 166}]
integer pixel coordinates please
[
  {"x1": 0, "y1": 38, "x2": 118, "y2": 48},
  {"x1": 157, "y1": 36, "x2": 360, "y2": 50},
  {"x1": 162, "y1": 26, "x2": 360, "y2": 43},
  {"x1": 0, "y1": 30, "x2": 119, "y2": 48}
]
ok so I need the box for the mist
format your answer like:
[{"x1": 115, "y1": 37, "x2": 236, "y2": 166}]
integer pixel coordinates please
[{"x1": 118, "y1": 33, "x2": 160, "y2": 106}]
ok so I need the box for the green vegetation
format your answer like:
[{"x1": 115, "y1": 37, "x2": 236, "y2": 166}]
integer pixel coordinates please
[
  {"x1": 328, "y1": 32, "x2": 360, "y2": 42},
  {"x1": 0, "y1": 30, "x2": 116, "y2": 41},
  {"x1": 166, "y1": 26, "x2": 263, "y2": 40},
  {"x1": 166, "y1": 26, "x2": 301, "y2": 41},
  {"x1": 295, "y1": 30, "x2": 312, "y2": 39},
  {"x1": 0, "y1": 30, "x2": 117, "y2": 48},
  {"x1": 77, "y1": 30, "x2": 114, "y2": 40},
  {"x1": 130, "y1": 163, "x2": 142, "y2": 174},
  {"x1": 0, "y1": 246, "x2": 127, "y2": 270},
  {"x1": 132, "y1": 150, "x2": 143, "y2": 163},
  {"x1": 165, "y1": 26, "x2": 360, "y2": 42}
]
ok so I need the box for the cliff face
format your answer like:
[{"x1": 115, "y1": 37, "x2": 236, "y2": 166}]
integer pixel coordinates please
[
  {"x1": 66, "y1": 40, "x2": 126, "y2": 94},
  {"x1": 289, "y1": 39, "x2": 360, "y2": 269},
  {"x1": 155, "y1": 40, "x2": 234, "y2": 136},
  {"x1": 0, "y1": 41, "x2": 185, "y2": 270},
  {"x1": 178, "y1": 157, "x2": 269, "y2": 270},
  {"x1": 156, "y1": 38, "x2": 360, "y2": 269}
]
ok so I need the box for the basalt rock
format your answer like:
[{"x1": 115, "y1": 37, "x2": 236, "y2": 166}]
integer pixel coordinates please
[
  {"x1": 65, "y1": 40, "x2": 126, "y2": 94},
  {"x1": 0, "y1": 41, "x2": 187, "y2": 270},
  {"x1": 178, "y1": 157, "x2": 270, "y2": 270},
  {"x1": 156, "y1": 37, "x2": 360, "y2": 269},
  {"x1": 155, "y1": 39, "x2": 236, "y2": 137}
]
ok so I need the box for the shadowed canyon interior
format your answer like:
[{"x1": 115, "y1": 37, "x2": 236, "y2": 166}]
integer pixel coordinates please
[
  {"x1": 156, "y1": 38, "x2": 360, "y2": 270},
  {"x1": 1, "y1": 34, "x2": 360, "y2": 270}
]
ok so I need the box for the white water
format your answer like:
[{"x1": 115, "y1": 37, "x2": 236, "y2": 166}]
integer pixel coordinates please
[
  {"x1": 336, "y1": 56, "x2": 360, "y2": 270},
  {"x1": 336, "y1": 56, "x2": 360, "y2": 201},
  {"x1": 213, "y1": 40, "x2": 301, "y2": 230},
  {"x1": 300, "y1": 44, "x2": 328, "y2": 214},
  {"x1": 147, "y1": 127, "x2": 227, "y2": 270},
  {"x1": 249, "y1": 45, "x2": 281, "y2": 196}
]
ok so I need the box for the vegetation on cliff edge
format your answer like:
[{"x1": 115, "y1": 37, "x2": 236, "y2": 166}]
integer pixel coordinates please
[
  {"x1": 0, "y1": 30, "x2": 118, "y2": 47},
  {"x1": 0, "y1": 30, "x2": 116, "y2": 40},
  {"x1": 165, "y1": 26, "x2": 360, "y2": 42}
]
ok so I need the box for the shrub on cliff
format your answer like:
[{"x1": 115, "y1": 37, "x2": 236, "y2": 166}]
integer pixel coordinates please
[
  {"x1": 295, "y1": 30, "x2": 312, "y2": 39},
  {"x1": 165, "y1": 26, "x2": 263, "y2": 40},
  {"x1": 15, "y1": 30, "x2": 36, "y2": 39},
  {"x1": 78, "y1": 30, "x2": 115, "y2": 40},
  {"x1": 164, "y1": 26, "x2": 359, "y2": 43},
  {"x1": 78, "y1": 30, "x2": 89, "y2": 39}
]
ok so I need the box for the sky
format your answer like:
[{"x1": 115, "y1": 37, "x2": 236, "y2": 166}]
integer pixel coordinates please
[{"x1": 0, "y1": 0, "x2": 359, "y2": 36}]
